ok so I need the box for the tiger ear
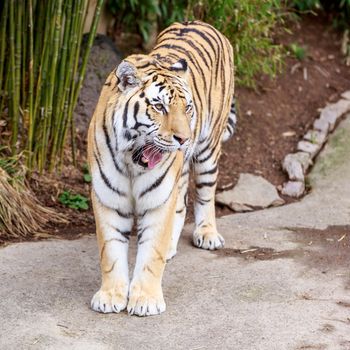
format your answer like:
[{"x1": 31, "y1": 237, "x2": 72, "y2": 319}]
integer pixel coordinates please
[
  {"x1": 116, "y1": 61, "x2": 141, "y2": 92},
  {"x1": 169, "y1": 59, "x2": 188, "y2": 79}
]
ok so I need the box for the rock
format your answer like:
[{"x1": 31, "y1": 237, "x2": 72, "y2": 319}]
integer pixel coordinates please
[
  {"x1": 303, "y1": 129, "x2": 327, "y2": 145},
  {"x1": 282, "y1": 152, "x2": 312, "y2": 181},
  {"x1": 282, "y1": 156, "x2": 303, "y2": 181},
  {"x1": 313, "y1": 118, "x2": 330, "y2": 133},
  {"x1": 74, "y1": 34, "x2": 123, "y2": 137},
  {"x1": 341, "y1": 90, "x2": 350, "y2": 100},
  {"x1": 281, "y1": 181, "x2": 305, "y2": 198},
  {"x1": 215, "y1": 173, "x2": 284, "y2": 212},
  {"x1": 318, "y1": 99, "x2": 350, "y2": 131},
  {"x1": 297, "y1": 140, "x2": 320, "y2": 158}
]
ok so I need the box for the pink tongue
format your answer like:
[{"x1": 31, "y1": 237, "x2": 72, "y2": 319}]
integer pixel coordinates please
[{"x1": 143, "y1": 147, "x2": 163, "y2": 169}]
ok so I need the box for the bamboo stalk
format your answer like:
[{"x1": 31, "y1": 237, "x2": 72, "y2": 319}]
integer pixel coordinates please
[
  {"x1": 59, "y1": 0, "x2": 105, "y2": 167},
  {"x1": 48, "y1": 0, "x2": 74, "y2": 170},
  {"x1": 56, "y1": 0, "x2": 87, "y2": 166},
  {"x1": 15, "y1": 0, "x2": 22, "y2": 128},
  {"x1": 40, "y1": 0, "x2": 63, "y2": 171},
  {"x1": 0, "y1": 59, "x2": 9, "y2": 120},
  {"x1": 21, "y1": 1, "x2": 27, "y2": 113},
  {"x1": 33, "y1": 0, "x2": 44, "y2": 82},
  {"x1": 27, "y1": 0, "x2": 34, "y2": 168},
  {"x1": 2, "y1": 0, "x2": 105, "y2": 171},
  {"x1": 0, "y1": 1, "x2": 9, "y2": 106},
  {"x1": 64, "y1": 0, "x2": 89, "y2": 167},
  {"x1": 9, "y1": 0, "x2": 19, "y2": 152},
  {"x1": 35, "y1": 1, "x2": 55, "y2": 171}
]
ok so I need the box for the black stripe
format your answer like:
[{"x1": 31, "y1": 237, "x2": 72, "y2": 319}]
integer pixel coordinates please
[
  {"x1": 195, "y1": 181, "x2": 216, "y2": 189},
  {"x1": 196, "y1": 142, "x2": 211, "y2": 157},
  {"x1": 94, "y1": 151, "x2": 126, "y2": 196},
  {"x1": 115, "y1": 208, "x2": 133, "y2": 219},
  {"x1": 160, "y1": 26, "x2": 217, "y2": 56},
  {"x1": 228, "y1": 116, "x2": 236, "y2": 127},
  {"x1": 196, "y1": 146, "x2": 216, "y2": 164},
  {"x1": 138, "y1": 238, "x2": 151, "y2": 246},
  {"x1": 137, "y1": 226, "x2": 150, "y2": 241},
  {"x1": 93, "y1": 120, "x2": 102, "y2": 161},
  {"x1": 139, "y1": 156, "x2": 176, "y2": 198},
  {"x1": 157, "y1": 36, "x2": 210, "y2": 69},
  {"x1": 198, "y1": 165, "x2": 218, "y2": 176},
  {"x1": 102, "y1": 109, "x2": 125, "y2": 175},
  {"x1": 197, "y1": 198, "x2": 211, "y2": 205},
  {"x1": 133, "y1": 101, "x2": 140, "y2": 125},
  {"x1": 116, "y1": 228, "x2": 131, "y2": 240},
  {"x1": 104, "y1": 259, "x2": 117, "y2": 274},
  {"x1": 176, "y1": 207, "x2": 185, "y2": 214},
  {"x1": 136, "y1": 61, "x2": 154, "y2": 70},
  {"x1": 122, "y1": 99, "x2": 130, "y2": 128},
  {"x1": 154, "y1": 44, "x2": 207, "y2": 90}
]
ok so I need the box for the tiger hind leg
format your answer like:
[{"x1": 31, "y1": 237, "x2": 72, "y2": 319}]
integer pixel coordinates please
[
  {"x1": 222, "y1": 96, "x2": 237, "y2": 142},
  {"x1": 192, "y1": 146, "x2": 224, "y2": 250}
]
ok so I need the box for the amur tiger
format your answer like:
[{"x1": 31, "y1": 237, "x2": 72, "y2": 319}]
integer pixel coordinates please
[{"x1": 87, "y1": 20, "x2": 236, "y2": 316}]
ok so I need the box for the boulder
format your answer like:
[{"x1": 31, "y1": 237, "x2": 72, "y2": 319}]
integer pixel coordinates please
[
  {"x1": 74, "y1": 34, "x2": 123, "y2": 137},
  {"x1": 215, "y1": 173, "x2": 284, "y2": 212}
]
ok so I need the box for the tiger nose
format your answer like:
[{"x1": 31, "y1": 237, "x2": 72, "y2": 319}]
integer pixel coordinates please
[{"x1": 173, "y1": 135, "x2": 188, "y2": 145}]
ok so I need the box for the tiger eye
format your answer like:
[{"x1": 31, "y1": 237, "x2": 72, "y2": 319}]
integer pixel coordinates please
[{"x1": 154, "y1": 103, "x2": 164, "y2": 112}]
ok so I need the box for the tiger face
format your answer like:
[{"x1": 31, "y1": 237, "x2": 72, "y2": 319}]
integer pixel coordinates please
[{"x1": 115, "y1": 57, "x2": 194, "y2": 170}]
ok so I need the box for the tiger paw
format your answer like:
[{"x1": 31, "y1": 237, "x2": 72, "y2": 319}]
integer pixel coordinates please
[
  {"x1": 127, "y1": 281, "x2": 166, "y2": 316},
  {"x1": 91, "y1": 289, "x2": 128, "y2": 314},
  {"x1": 193, "y1": 227, "x2": 225, "y2": 250},
  {"x1": 166, "y1": 246, "x2": 177, "y2": 261}
]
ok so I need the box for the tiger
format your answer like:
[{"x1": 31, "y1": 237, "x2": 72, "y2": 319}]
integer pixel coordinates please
[{"x1": 87, "y1": 20, "x2": 236, "y2": 316}]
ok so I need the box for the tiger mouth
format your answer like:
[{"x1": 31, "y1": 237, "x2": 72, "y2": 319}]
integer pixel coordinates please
[{"x1": 132, "y1": 144, "x2": 165, "y2": 169}]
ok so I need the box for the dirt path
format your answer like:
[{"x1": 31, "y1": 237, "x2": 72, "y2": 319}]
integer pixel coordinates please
[{"x1": 1, "y1": 114, "x2": 350, "y2": 350}]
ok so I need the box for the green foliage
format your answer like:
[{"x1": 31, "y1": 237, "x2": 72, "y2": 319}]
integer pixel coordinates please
[
  {"x1": 187, "y1": 0, "x2": 285, "y2": 87},
  {"x1": 109, "y1": 0, "x2": 159, "y2": 42},
  {"x1": 107, "y1": 0, "x2": 285, "y2": 87},
  {"x1": 289, "y1": 43, "x2": 307, "y2": 60},
  {"x1": 0, "y1": 0, "x2": 105, "y2": 172},
  {"x1": 291, "y1": 0, "x2": 321, "y2": 11},
  {"x1": 291, "y1": 0, "x2": 350, "y2": 28},
  {"x1": 58, "y1": 190, "x2": 89, "y2": 210},
  {"x1": 323, "y1": 0, "x2": 350, "y2": 29},
  {"x1": 82, "y1": 163, "x2": 92, "y2": 183}
]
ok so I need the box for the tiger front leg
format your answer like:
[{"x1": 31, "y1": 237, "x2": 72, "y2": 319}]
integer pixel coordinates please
[
  {"x1": 127, "y1": 190, "x2": 177, "y2": 316},
  {"x1": 193, "y1": 151, "x2": 224, "y2": 250},
  {"x1": 90, "y1": 191, "x2": 133, "y2": 313},
  {"x1": 166, "y1": 162, "x2": 190, "y2": 261}
]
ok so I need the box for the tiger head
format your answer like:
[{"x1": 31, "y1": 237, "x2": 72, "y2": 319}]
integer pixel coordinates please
[{"x1": 114, "y1": 55, "x2": 195, "y2": 169}]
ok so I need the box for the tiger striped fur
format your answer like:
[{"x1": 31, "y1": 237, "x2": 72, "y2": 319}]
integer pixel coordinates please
[{"x1": 88, "y1": 20, "x2": 235, "y2": 316}]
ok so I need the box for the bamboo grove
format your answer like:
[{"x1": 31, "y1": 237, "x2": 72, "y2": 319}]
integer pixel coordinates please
[{"x1": 0, "y1": 0, "x2": 104, "y2": 171}]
